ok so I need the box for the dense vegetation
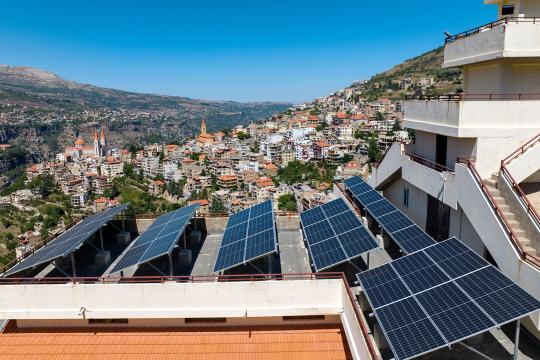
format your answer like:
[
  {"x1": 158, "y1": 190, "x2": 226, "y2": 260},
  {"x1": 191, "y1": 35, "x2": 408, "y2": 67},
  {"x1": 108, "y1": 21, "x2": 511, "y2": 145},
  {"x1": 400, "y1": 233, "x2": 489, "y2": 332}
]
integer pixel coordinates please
[
  {"x1": 278, "y1": 194, "x2": 297, "y2": 212},
  {"x1": 277, "y1": 160, "x2": 336, "y2": 186}
]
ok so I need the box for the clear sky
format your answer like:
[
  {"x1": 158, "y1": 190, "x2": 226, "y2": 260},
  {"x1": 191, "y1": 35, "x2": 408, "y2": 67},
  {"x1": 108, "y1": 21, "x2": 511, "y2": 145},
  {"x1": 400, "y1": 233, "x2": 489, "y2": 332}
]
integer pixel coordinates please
[{"x1": 0, "y1": 1, "x2": 497, "y2": 103}]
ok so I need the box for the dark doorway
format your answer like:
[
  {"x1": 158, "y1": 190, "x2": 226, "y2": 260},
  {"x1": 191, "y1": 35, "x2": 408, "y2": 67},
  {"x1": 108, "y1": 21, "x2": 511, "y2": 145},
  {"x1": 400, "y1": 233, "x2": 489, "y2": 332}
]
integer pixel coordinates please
[
  {"x1": 435, "y1": 135, "x2": 448, "y2": 168},
  {"x1": 426, "y1": 194, "x2": 450, "y2": 241}
]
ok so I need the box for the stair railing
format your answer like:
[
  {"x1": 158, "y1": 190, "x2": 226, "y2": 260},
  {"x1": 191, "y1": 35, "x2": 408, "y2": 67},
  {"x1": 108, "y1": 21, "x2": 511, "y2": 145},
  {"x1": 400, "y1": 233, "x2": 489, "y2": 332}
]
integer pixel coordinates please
[
  {"x1": 500, "y1": 133, "x2": 540, "y2": 231},
  {"x1": 458, "y1": 157, "x2": 540, "y2": 268}
]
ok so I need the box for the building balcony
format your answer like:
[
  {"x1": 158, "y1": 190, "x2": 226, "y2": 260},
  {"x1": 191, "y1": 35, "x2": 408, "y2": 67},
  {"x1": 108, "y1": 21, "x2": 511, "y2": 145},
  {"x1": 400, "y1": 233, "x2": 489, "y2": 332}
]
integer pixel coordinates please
[
  {"x1": 402, "y1": 153, "x2": 457, "y2": 209},
  {"x1": 404, "y1": 95, "x2": 540, "y2": 137},
  {"x1": 444, "y1": 17, "x2": 540, "y2": 67}
]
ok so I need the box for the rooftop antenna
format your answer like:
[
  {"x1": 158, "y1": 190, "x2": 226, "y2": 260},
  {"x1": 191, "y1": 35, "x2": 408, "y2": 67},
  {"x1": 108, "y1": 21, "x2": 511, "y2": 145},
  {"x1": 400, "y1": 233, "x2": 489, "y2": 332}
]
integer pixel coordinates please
[{"x1": 444, "y1": 31, "x2": 453, "y2": 38}]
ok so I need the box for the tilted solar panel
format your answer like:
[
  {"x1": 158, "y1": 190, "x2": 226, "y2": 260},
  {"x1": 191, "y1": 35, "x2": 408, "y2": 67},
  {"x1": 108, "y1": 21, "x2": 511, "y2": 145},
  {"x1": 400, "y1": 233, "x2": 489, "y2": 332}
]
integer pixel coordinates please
[
  {"x1": 5, "y1": 203, "x2": 129, "y2": 276},
  {"x1": 109, "y1": 203, "x2": 199, "y2": 274},
  {"x1": 300, "y1": 198, "x2": 378, "y2": 271},
  {"x1": 213, "y1": 200, "x2": 277, "y2": 273},
  {"x1": 344, "y1": 176, "x2": 436, "y2": 253},
  {"x1": 357, "y1": 238, "x2": 540, "y2": 360}
]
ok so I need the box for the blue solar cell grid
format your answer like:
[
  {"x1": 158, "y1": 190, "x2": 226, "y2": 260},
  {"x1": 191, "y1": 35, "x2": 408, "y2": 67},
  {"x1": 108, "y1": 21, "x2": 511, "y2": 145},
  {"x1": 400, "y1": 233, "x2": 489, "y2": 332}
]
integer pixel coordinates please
[
  {"x1": 356, "y1": 238, "x2": 540, "y2": 360},
  {"x1": 300, "y1": 198, "x2": 378, "y2": 271},
  {"x1": 110, "y1": 203, "x2": 199, "y2": 273},
  {"x1": 213, "y1": 200, "x2": 277, "y2": 272},
  {"x1": 5, "y1": 204, "x2": 129, "y2": 276},
  {"x1": 344, "y1": 176, "x2": 437, "y2": 254}
]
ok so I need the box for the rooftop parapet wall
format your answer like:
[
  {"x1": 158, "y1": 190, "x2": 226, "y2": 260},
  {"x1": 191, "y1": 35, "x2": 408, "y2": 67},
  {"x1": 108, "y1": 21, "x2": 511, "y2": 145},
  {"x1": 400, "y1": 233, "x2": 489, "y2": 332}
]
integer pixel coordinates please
[
  {"x1": 0, "y1": 276, "x2": 377, "y2": 360},
  {"x1": 444, "y1": 20, "x2": 540, "y2": 68},
  {"x1": 0, "y1": 278, "x2": 342, "y2": 320}
]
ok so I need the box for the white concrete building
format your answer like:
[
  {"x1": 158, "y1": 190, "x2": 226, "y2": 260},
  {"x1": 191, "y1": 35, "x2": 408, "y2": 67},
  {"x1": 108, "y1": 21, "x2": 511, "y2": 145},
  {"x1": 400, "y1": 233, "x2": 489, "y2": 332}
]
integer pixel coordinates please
[{"x1": 369, "y1": 0, "x2": 540, "y2": 337}]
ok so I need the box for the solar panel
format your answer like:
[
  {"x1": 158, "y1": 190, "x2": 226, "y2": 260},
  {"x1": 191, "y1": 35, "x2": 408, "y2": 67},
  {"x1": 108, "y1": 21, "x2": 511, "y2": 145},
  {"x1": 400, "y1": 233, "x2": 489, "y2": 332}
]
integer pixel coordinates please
[
  {"x1": 300, "y1": 198, "x2": 378, "y2": 271},
  {"x1": 109, "y1": 203, "x2": 199, "y2": 274},
  {"x1": 391, "y1": 226, "x2": 436, "y2": 254},
  {"x1": 213, "y1": 200, "x2": 277, "y2": 273},
  {"x1": 5, "y1": 204, "x2": 129, "y2": 276},
  {"x1": 344, "y1": 176, "x2": 363, "y2": 189},
  {"x1": 344, "y1": 176, "x2": 436, "y2": 253},
  {"x1": 357, "y1": 238, "x2": 540, "y2": 360}
]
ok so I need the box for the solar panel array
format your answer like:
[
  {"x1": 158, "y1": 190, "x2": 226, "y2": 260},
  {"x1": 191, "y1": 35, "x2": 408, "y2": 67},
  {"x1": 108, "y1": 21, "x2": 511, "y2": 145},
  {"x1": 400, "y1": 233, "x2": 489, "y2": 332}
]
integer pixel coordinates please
[
  {"x1": 110, "y1": 203, "x2": 200, "y2": 273},
  {"x1": 5, "y1": 204, "x2": 130, "y2": 276},
  {"x1": 344, "y1": 176, "x2": 435, "y2": 253},
  {"x1": 214, "y1": 200, "x2": 277, "y2": 273},
  {"x1": 357, "y1": 238, "x2": 540, "y2": 360},
  {"x1": 300, "y1": 198, "x2": 379, "y2": 271}
]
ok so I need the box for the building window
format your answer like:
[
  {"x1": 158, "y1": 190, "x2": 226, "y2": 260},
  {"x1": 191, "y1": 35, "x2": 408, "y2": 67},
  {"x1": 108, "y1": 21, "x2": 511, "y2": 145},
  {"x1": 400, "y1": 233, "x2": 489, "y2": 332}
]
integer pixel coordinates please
[
  {"x1": 501, "y1": 4, "x2": 515, "y2": 15},
  {"x1": 403, "y1": 187, "x2": 409, "y2": 208}
]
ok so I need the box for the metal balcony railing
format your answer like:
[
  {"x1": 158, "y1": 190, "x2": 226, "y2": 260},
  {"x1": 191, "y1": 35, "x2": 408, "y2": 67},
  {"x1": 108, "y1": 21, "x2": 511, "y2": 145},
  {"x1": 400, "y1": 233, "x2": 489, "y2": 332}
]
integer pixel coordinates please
[
  {"x1": 445, "y1": 16, "x2": 540, "y2": 44},
  {"x1": 405, "y1": 152, "x2": 454, "y2": 173},
  {"x1": 405, "y1": 94, "x2": 540, "y2": 101}
]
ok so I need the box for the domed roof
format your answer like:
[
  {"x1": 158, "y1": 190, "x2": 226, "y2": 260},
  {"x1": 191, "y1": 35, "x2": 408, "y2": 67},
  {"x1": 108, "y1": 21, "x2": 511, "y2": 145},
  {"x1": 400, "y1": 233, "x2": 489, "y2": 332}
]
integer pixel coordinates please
[{"x1": 75, "y1": 137, "x2": 85, "y2": 146}]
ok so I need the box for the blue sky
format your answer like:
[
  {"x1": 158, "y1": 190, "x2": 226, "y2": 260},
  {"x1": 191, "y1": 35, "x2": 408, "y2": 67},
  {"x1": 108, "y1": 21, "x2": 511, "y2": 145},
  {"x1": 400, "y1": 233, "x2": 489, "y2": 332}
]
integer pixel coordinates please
[{"x1": 0, "y1": 1, "x2": 496, "y2": 103}]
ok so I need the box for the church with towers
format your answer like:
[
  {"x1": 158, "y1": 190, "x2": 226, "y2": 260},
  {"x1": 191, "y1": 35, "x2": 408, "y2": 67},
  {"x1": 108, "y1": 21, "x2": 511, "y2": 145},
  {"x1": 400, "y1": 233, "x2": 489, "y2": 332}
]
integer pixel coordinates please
[
  {"x1": 195, "y1": 118, "x2": 217, "y2": 147},
  {"x1": 62, "y1": 127, "x2": 108, "y2": 161}
]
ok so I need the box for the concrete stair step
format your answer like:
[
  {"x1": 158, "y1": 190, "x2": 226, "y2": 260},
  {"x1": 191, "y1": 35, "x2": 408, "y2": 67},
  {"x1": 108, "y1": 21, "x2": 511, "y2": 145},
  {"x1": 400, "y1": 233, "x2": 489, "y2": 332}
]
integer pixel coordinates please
[
  {"x1": 492, "y1": 196, "x2": 508, "y2": 205},
  {"x1": 489, "y1": 189, "x2": 501, "y2": 197},
  {"x1": 484, "y1": 179, "x2": 498, "y2": 188},
  {"x1": 506, "y1": 219, "x2": 524, "y2": 230},
  {"x1": 522, "y1": 245, "x2": 537, "y2": 256},
  {"x1": 501, "y1": 211, "x2": 517, "y2": 221},
  {"x1": 512, "y1": 228, "x2": 527, "y2": 238},
  {"x1": 517, "y1": 236, "x2": 532, "y2": 247},
  {"x1": 491, "y1": 173, "x2": 500, "y2": 181}
]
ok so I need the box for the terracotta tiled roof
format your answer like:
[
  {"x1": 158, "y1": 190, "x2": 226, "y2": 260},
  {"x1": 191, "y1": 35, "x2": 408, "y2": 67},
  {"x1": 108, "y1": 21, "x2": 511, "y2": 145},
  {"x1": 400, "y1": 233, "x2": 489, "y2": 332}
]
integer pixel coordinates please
[
  {"x1": 314, "y1": 141, "x2": 331, "y2": 148},
  {"x1": 219, "y1": 175, "x2": 238, "y2": 181},
  {"x1": 190, "y1": 199, "x2": 209, "y2": 206},
  {"x1": 0, "y1": 325, "x2": 352, "y2": 360}
]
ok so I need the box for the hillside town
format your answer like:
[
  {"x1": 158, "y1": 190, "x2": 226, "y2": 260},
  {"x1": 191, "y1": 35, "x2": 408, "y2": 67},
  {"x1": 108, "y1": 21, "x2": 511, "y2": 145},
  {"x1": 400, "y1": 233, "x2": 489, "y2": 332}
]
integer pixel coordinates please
[{"x1": 0, "y1": 89, "x2": 408, "y2": 262}]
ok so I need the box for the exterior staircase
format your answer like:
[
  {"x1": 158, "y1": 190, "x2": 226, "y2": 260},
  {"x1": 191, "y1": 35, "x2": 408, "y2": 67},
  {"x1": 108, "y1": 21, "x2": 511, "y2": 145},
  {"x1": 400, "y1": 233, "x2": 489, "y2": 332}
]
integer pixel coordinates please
[{"x1": 484, "y1": 173, "x2": 539, "y2": 257}]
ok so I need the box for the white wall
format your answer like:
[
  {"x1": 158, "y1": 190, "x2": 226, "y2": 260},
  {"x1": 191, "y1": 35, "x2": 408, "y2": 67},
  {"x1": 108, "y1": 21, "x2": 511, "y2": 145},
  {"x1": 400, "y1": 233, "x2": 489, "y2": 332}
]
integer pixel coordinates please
[
  {"x1": 464, "y1": 61, "x2": 540, "y2": 94},
  {"x1": 405, "y1": 100, "x2": 540, "y2": 138},
  {"x1": 444, "y1": 22, "x2": 540, "y2": 68},
  {"x1": 0, "y1": 278, "x2": 375, "y2": 360},
  {"x1": 448, "y1": 207, "x2": 485, "y2": 255},
  {"x1": 384, "y1": 178, "x2": 428, "y2": 229},
  {"x1": 369, "y1": 142, "x2": 403, "y2": 189},
  {"x1": 446, "y1": 137, "x2": 477, "y2": 170},
  {"x1": 475, "y1": 133, "x2": 539, "y2": 177},
  {"x1": 463, "y1": 62, "x2": 503, "y2": 94},
  {"x1": 413, "y1": 131, "x2": 436, "y2": 162},
  {"x1": 0, "y1": 279, "x2": 342, "y2": 320},
  {"x1": 506, "y1": 141, "x2": 540, "y2": 183}
]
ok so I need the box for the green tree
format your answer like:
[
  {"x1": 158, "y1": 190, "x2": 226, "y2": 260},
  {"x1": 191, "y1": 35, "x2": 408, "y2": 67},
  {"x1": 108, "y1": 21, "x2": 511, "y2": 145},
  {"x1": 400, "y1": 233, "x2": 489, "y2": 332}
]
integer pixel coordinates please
[
  {"x1": 341, "y1": 154, "x2": 354, "y2": 164},
  {"x1": 316, "y1": 123, "x2": 327, "y2": 132},
  {"x1": 368, "y1": 137, "x2": 383, "y2": 163},
  {"x1": 237, "y1": 132, "x2": 251, "y2": 141},
  {"x1": 123, "y1": 163, "x2": 135, "y2": 178},
  {"x1": 210, "y1": 198, "x2": 226, "y2": 214},
  {"x1": 375, "y1": 112, "x2": 385, "y2": 121},
  {"x1": 278, "y1": 194, "x2": 297, "y2": 212},
  {"x1": 392, "y1": 120, "x2": 402, "y2": 132},
  {"x1": 29, "y1": 174, "x2": 57, "y2": 199}
]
